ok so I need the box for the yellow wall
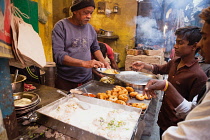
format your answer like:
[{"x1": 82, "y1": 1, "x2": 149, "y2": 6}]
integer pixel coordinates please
[
  {"x1": 38, "y1": 0, "x2": 137, "y2": 67},
  {"x1": 38, "y1": 0, "x2": 53, "y2": 62},
  {"x1": 90, "y1": 0, "x2": 137, "y2": 68}
]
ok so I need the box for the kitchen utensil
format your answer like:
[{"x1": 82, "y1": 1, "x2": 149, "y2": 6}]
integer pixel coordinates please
[
  {"x1": 57, "y1": 90, "x2": 90, "y2": 110},
  {"x1": 11, "y1": 74, "x2": 27, "y2": 93},
  {"x1": 115, "y1": 71, "x2": 157, "y2": 90},
  {"x1": 13, "y1": 69, "x2": 19, "y2": 83},
  {"x1": 96, "y1": 68, "x2": 120, "y2": 78}
]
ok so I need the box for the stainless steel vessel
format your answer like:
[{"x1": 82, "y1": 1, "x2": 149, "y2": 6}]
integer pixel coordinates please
[{"x1": 36, "y1": 89, "x2": 144, "y2": 140}]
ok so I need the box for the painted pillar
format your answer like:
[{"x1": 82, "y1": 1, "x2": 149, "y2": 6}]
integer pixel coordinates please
[{"x1": 0, "y1": 58, "x2": 18, "y2": 139}]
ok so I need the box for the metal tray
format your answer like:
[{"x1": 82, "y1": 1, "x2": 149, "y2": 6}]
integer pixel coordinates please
[
  {"x1": 76, "y1": 80, "x2": 152, "y2": 115},
  {"x1": 36, "y1": 94, "x2": 143, "y2": 140}
]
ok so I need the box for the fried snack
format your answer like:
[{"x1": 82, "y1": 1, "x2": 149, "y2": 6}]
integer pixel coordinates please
[
  {"x1": 97, "y1": 93, "x2": 109, "y2": 100},
  {"x1": 136, "y1": 94, "x2": 145, "y2": 101},
  {"x1": 106, "y1": 90, "x2": 112, "y2": 96},
  {"x1": 132, "y1": 103, "x2": 147, "y2": 110},
  {"x1": 126, "y1": 87, "x2": 134, "y2": 92},
  {"x1": 144, "y1": 94, "x2": 152, "y2": 100},
  {"x1": 129, "y1": 92, "x2": 138, "y2": 98},
  {"x1": 111, "y1": 91, "x2": 118, "y2": 97},
  {"x1": 118, "y1": 94, "x2": 129, "y2": 102},
  {"x1": 115, "y1": 100, "x2": 126, "y2": 105},
  {"x1": 118, "y1": 89, "x2": 128, "y2": 95},
  {"x1": 103, "y1": 69, "x2": 119, "y2": 74},
  {"x1": 108, "y1": 95, "x2": 118, "y2": 102}
]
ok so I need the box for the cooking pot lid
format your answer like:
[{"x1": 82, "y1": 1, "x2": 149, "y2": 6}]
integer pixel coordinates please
[{"x1": 116, "y1": 71, "x2": 156, "y2": 85}]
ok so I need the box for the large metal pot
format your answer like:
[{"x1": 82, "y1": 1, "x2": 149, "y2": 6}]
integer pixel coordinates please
[
  {"x1": 115, "y1": 71, "x2": 157, "y2": 90},
  {"x1": 11, "y1": 74, "x2": 27, "y2": 93}
]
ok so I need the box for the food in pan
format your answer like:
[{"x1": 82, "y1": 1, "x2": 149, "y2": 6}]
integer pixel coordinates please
[
  {"x1": 144, "y1": 94, "x2": 152, "y2": 100},
  {"x1": 14, "y1": 98, "x2": 32, "y2": 106},
  {"x1": 126, "y1": 87, "x2": 134, "y2": 92},
  {"x1": 97, "y1": 93, "x2": 109, "y2": 100},
  {"x1": 102, "y1": 68, "x2": 119, "y2": 74},
  {"x1": 95, "y1": 85, "x2": 151, "y2": 110},
  {"x1": 115, "y1": 100, "x2": 126, "y2": 105},
  {"x1": 129, "y1": 92, "x2": 138, "y2": 98},
  {"x1": 135, "y1": 93, "x2": 152, "y2": 101},
  {"x1": 118, "y1": 94, "x2": 129, "y2": 102},
  {"x1": 131, "y1": 103, "x2": 147, "y2": 110},
  {"x1": 108, "y1": 95, "x2": 118, "y2": 102},
  {"x1": 136, "y1": 94, "x2": 145, "y2": 101},
  {"x1": 100, "y1": 76, "x2": 115, "y2": 84},
  {"x1": 47, "y1": 98, "x2": 140, "y2": 140}
]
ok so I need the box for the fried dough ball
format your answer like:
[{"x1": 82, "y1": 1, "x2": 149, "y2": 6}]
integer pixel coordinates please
[
  {"x1": 118, "y1": 94, "x2": 129, "y2": 102},
  {"x1": 111, "y1": 91, "x2": 118, "y2": 97},
  {"x1": 126, "y1": 87, "x2": 134, "y2": 92},
  {"x1": 136, "y1": 94, "x2": 145, "y2": 101},
  {"x1": 108, "y1": 95, "x2": 118, "y2": 102},
  {"x1": 118, "y1": 89, "x2": 128, "y2": 95},
  {"x1": 115, "y1": 100, "x2": 126, "y2": 105},
  {"x1": 132, "y1": 103, "x2": 147, "y2": 110},
  {"x1": 106, "y1": 90, "x2": 112, "y2": 96},
  {"x1": 144, "y1": 94, "x2": 152, "y2": 100},
  {"x1": 97, "y1": 93, "x2": 109, "y2": 100},
  {"x1": 138, "y1": 103, "x2": 147, "y2": 110},
  {"x1": 129, "y1": 92, "x2": 138, "y2": 98}
]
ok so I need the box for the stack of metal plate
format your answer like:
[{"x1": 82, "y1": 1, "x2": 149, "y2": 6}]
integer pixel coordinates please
[{"x1": 14, "y1": 92, "x2": 41, "y2": 117}]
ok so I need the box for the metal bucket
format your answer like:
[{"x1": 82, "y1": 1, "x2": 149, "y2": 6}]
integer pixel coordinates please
[
  {"x1": 11, "y1": 74, "x2": 27, "y2": 93},
  {"x1": 43, "y1": 62, "x2": 56, "y2": 87}
]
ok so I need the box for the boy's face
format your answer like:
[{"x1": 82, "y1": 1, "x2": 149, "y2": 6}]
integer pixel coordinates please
[
  {"x1": 174, "y1": 36, "x2": 195, "y2": 57},
  {"x1": 198, "y1": 22, "x2": 210, "y2": 63}
]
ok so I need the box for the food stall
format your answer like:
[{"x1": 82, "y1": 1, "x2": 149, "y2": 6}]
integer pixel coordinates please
[{"x1": 12, "y1": 70, "x2": 162, "y2": 140}]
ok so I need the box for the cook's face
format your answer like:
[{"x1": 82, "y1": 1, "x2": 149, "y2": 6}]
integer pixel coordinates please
[
  {"x1": 174, "y1": 36, "x2": 194, "y2": 57},
  {"x1": 197, "y1": 22, "x2": 210, "y2": 63},
  {"x1": 73, "y1": 6, "x2": 94, "y2": 26}
]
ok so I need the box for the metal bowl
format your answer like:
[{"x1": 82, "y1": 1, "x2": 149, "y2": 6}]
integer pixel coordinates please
[
  {"x1": 96, "y1": 68, "x2": 120, "y2": 78},
  {"x1": 11, "y1": 74, "x2": 27, "y2": 93},
  {"x1": 115, "y1": 71, "x2": 157, "y2": 90},
  {"x1": 13, "y1": 92, "x2": 24, "y2": 100}
]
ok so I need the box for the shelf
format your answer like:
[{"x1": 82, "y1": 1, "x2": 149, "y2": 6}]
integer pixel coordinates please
[{"x1": 97, "y1": 35, "x2": 119, "y2": 40}]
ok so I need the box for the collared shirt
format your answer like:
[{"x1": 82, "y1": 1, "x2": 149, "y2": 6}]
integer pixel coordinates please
[
  {"x1": 152, "y1": 57, "x2": 207, "y2": 130},
  {"x1": 162, "y1": 79, "x2": 210, "y2": 140}
]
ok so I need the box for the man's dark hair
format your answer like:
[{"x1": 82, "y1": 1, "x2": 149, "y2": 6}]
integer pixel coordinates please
[
  {"x1": 98, "y1": 43, "x2": 107, "y2": 58},
  {"x1": 199, "y1": 6, "x2": 210, "y2": 24},
  {"x1": 175, "y1": 26, "x2": 202, "y2": 46}
]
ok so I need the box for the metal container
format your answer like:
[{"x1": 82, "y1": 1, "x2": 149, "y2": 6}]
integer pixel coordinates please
[
  {"x1": 115, "y1": 71, "x2": 157, "y2": 90},
  {"x1": 11, "y1": 74, "x2": 27, "y2": 93},
  {"x1": 104, "y1": 31, "x2": 113, "y2": 36},
  {"x1": 43, "y1": 62, "x2": 56, "y2": 87},
  {"x1": 36, "y1": 94, "x2": 143, "y2": 140}
]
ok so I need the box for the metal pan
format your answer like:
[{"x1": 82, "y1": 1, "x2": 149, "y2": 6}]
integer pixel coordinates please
[
  {"x1": 95, "y1": 68, "x2": 120, "y2": 78},
  {"x1": 115, "y1": 71, "x2": 157, "y2": 90}
]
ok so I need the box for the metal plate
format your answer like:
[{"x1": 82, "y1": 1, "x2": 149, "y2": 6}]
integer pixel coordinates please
[
  {"x1": 95, "y1": 68, "x2": 120, "y2": 78},
  {"x1": 14, "y1": 92, "x2": 40, "y2": 108},
  {"x1": 115, "y1": 71, "x2": 156, "y2": 85}
]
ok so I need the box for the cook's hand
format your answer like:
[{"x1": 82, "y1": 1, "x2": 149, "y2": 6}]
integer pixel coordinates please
[
  {"x1": 83, "y1": 60, "x2": 104, "y2": 68},
  {"x1": 104, "y1": 62, "x2": 111, "y2": 69},
  {"x1": 143, "y1": 79, "x2": 166, "y2": 98},
  {"x1": 131, "y1": 61, "x2": 146, "y2": 71}
]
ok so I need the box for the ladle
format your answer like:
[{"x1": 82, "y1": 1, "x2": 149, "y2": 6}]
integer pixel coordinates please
[{"x1": 13, "y1": 69, "x2": 19, "y2": 83}]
